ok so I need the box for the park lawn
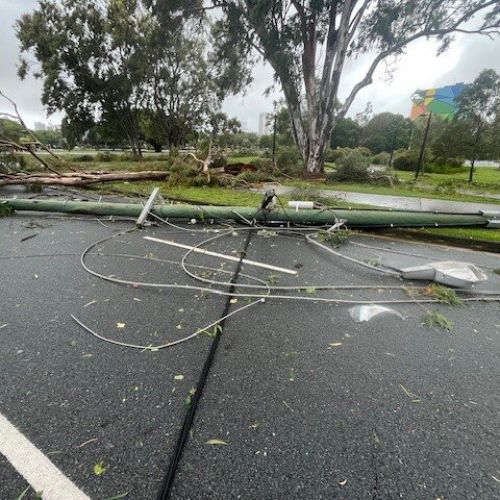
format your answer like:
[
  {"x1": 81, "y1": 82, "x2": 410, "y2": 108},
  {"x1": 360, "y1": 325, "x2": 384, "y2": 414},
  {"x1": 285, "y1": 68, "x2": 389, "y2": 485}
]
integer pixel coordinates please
[
  {"x1": 397, "y1": 167, "x2": 500, "y2": 192},
  {"x1": 227, "y1": 156, "x2": 261, "y2": 164},
  {"x1": 284, "y1": 179, "x2": 500, "y2": 205},
  {"x1": 90, "y1": 180, "x2": 371, "y2": 209},
  {"x1": 409, "y1": 227, "x2": 500, "y2": 244}
]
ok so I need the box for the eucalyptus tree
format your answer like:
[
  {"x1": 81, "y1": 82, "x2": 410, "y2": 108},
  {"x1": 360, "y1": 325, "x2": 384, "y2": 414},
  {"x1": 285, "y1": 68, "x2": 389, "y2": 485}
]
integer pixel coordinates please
[
  {"x1": 208, "y1": 0, "x2": 500, "y2": 173},
  {"x1": 455, "y1": 69, "x2": 500, "y2": 182},
  {"x1": 17, "y1": 0, "x2": 238, "y2": 156}
]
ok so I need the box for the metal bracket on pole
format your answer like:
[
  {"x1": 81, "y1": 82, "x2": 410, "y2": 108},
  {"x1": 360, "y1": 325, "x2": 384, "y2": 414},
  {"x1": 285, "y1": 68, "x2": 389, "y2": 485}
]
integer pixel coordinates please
[{"x1": 136, "y1": 187, "x2": 160, "y2": 227}]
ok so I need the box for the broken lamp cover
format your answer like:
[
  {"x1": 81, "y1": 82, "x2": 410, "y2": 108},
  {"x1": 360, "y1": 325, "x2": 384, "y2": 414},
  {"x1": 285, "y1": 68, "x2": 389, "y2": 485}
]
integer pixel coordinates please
[
  {"x1": 400, "y1": 261, "x2": 487, "y2": 288},
  {"x1": 349, "y1": 305, "x2": 404, "y2": 323}
]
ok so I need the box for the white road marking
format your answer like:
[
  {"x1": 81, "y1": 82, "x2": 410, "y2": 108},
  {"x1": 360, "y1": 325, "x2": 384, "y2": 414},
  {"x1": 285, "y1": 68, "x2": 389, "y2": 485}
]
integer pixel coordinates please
[{"x1": 0, "y1": 413, "x2": 91, "y2": 500}]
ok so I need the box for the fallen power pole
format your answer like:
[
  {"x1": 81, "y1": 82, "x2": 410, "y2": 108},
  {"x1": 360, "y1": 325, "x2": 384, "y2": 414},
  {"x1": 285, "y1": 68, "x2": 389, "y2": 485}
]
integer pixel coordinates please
[{"x1": 1, "y1": 198, "x2": 497, "y2": 229}]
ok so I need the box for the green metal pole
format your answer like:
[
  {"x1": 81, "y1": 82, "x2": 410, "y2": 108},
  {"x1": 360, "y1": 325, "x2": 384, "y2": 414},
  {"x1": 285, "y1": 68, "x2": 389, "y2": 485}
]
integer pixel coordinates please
[{"x1": 1, "y1": 198, "x2": 491, "y2": 228}]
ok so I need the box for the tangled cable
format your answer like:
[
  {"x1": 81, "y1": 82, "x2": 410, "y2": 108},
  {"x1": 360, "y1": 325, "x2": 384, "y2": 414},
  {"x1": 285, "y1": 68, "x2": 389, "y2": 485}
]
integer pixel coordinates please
[{"x1": 70, "y1": 216, "x2": 500, "y2": 351}]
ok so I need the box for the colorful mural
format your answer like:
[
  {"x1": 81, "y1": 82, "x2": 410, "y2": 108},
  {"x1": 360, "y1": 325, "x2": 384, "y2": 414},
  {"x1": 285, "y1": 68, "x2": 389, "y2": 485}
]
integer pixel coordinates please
[{"x1": 410, "y1": 83, "x2": 465, "y2": 120}]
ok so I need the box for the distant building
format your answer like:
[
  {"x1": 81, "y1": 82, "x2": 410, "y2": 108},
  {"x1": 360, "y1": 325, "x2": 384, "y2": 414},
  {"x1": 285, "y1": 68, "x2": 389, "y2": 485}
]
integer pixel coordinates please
[
  {"x1": 34, "y1": 121, "x2": 47, "y2": 131},
  {"x1": 259, "y1": 113, "x2": 272, "y2": 135}
]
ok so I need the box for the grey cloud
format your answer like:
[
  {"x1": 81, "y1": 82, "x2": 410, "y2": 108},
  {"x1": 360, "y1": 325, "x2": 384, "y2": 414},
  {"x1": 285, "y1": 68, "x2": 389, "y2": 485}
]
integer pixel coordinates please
[{"x1": 1, "y1": 2, "x2": 499, "y2": 131}]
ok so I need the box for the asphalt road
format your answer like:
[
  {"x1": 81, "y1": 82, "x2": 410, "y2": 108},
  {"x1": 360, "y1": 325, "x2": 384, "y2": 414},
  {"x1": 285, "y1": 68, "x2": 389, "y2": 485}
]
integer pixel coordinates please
[{"x1": 0, "y1": 213, "x2": 499, "y2": 499}]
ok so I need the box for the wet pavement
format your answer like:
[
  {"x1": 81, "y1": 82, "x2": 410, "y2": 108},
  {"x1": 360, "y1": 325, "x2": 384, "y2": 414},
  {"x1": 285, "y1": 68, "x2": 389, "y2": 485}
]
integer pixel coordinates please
[
  {"x1": 253, "y1": 183, "x2": 500, "y2": 213},
  {"x1": 0, "y1": 211, "x2": 499, "y2": 499}
]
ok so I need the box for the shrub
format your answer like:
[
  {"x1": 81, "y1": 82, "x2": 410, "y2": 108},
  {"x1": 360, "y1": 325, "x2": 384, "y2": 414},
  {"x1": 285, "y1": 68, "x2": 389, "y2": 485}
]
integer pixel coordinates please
[
  {"x1": 252, "y1": 158, "x2": 275, "y2": 173},
  {"x1": 425, "y1": 162, "x2": 468, "y2": 174},
  {"x1": 73, "y1": 154, "x2": 94, "y2": 162},
  {"x1": 0, "y1": 152, "x2": 26, "y2": 172},
  {"x1": 118, "y1": 152, "x2": 141, "y2": 162},
  {"x1": 353, "y1": 146, "x2": 372, "y2": 157},
  {"x1": 325, "y1": 148, "x2": 346, "y2": 163},
  {"x1": 211, "y1": 154, "x2": 227, "y2": 169},
  {"x1": 96, "y1": 151, "x2": 114, "y2": 162},
  {"x1": 371, "y1": 152, "x2": 390, "y2": 165},
  {"x1": 393, "y1": 150, "x2": 420, "y2": 171},
  {"x1": 330, "y1": 151, "x2": 370, "y2": 182},
  {"x1": 425, "y1": 157, "x2": 467, "y2": 174},
  {"x1": 234, "y1": 170, "x2": 273, "y2": 184},
  {"x1": 276, "y1": 147, "x2": 302, "y2": 176},
  {"x1": 167, "y1": 157, "x2": 200, "y2": 186}
]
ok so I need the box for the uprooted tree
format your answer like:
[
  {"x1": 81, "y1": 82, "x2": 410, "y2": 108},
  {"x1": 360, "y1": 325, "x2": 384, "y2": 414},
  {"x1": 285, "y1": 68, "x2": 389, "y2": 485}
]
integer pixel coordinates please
[{"x1": 200, "y1": 0, "x2": 500, "y2": 174}]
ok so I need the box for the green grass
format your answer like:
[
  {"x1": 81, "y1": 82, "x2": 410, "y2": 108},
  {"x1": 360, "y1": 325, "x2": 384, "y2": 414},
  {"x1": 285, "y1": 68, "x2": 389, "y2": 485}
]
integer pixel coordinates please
[
  {"x1": 227, "y1": 156, "x2": 260, "y2": 164},
  {"x1": 397, "y1": 167, "x2": 500, "y2": 193},
  {"x1": 409, "y1": 227, "x2": 500, "y2": 244},
  {"x1": 284, "y1": 178, "x2": 500, "y2": 205}
]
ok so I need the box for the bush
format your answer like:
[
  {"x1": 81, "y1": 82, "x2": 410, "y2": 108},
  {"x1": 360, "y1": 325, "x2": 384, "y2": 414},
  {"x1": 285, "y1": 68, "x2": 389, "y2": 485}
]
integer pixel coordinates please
[
  {"x1": 393, "y1": 150, "x2": 420, "y2": 171},
  {"x1": 424, "y1": 157, "x2": 467, "y2": 174},
  {"x1": 0, "y1": 152, "x2": 26, "y2": 172},
  {"x1": 167, "y1": 157, "x2": 200, "y2": 186},
  {"x1": 371, "y1": 152, "x2": 390, "y2": 165},
  {"x1": 252, "y1": 158, "x2": 274, "y2": 173},
  {"x1": 118, "y1": 152, "x2": 141, "y2": 162},
  {"x1": 276, "y1": 147, "x2": 302, "y2": 176},
  {"x1": 325, "y1": 148, "x2": 346, "y2": 163},
  {"x1": 234, "y1": 170, "x2": 273, "y2": 184},
  {"x1": 211, "y1": 154, "x2": 227, "y2": 169},
  {"x1": 330, "y1": 151, "x2": 370, "y2": 182},
  {"x1": 353, "y1": 146, "x2": 372, "y2": 157},
  {"x1": 96, "y1": 151, "x2": 114, "y2": 162},
  {"x1": 425, "y1": 162, "x2": 468, "y2": 174},
  {"x1": 73, "y1": 154, "x2": 94, "y2": 162}
]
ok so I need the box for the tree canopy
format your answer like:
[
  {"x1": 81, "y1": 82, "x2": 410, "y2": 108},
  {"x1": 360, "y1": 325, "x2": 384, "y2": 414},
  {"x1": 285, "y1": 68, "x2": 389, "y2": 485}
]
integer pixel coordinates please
[
  {"x1": 330, "y1": 118, "x2": 361, "y2": 149},
  {"x1": 17, "y1": 0, "x2": 240, "y2": 155},
  {"x1": 206, "y1": 0, "x2": 499, "y2": 173},
  {"x1": 360, "y1": 113, "x2": 412, "y2": 154}
]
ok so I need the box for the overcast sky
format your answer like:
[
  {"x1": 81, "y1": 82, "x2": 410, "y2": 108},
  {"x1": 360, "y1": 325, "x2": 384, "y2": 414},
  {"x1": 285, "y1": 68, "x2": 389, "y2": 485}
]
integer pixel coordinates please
[{"x1": 1, "y1": 0, "x2": 500, "y2": 132}]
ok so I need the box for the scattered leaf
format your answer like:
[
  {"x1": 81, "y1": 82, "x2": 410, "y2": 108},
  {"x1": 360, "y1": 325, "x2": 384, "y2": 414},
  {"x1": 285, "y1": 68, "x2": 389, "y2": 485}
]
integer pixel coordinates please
[
  {"x1": 422, "y1": 310, "x2": 454, "y2": 331},
  {"x1": 338, "y1": 479, "x2": 347, "y2": 486},
  {"x1": 0, "y1": 323, "x2": 9, "y2": 330},
  {"x1": 492, "y1": 475, "x2": 500, "y2": 483},
  {"x1": 93, "y1": 461, "x2": 106, "y2": 476},
  {"x1": 83, "y1": 300, "x2": 97, "y2": 308},
  {"x1": 399, "y1": 384, "x2": 421, "y2": 403},
  {"x1": 116, "y1": 322, "x2": 126, "y2": 329},
  {"x1": 103, "y1": 493, "x2": 129, "y2": 500},
  {"x1": 132, "y1": 297, "x2": 142, "y2": 302},
  {"x1": 15, "y1": 486, "x2": 31, "y2": 500},
  {"x1": 174, "y1": 375, "x2": 184, "y2": 381},
  {"x1": 288, "y1": 368, "x2": 295, "y2": 382},
  {"x1": 78, "y1": 438, "x2": 98, "y2": 449},
  {"x1": 230, "y1": 298, "x2": 238, "y2": 304},
  {"x1": 81, "y1": 353, "x2": 93, "y2": 358},
  {"x1": 206, "y1": 439, "x2": 228, "y2": 446},
  {"x1": 185, "y1": 387, "x2": 196, "y2": 407},
  {"x1": 305, "y1": 287, "x2": 316, "y2": 294},
  {"x1": 329, "y1": 342, "x2": 343, "y2": 347}
]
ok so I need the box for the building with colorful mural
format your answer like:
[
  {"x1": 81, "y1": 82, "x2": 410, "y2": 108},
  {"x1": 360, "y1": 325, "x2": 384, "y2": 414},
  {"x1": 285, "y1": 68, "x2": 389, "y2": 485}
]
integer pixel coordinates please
[{"x1": 410, "y1": 83, "x2": 465, "y2": 120}]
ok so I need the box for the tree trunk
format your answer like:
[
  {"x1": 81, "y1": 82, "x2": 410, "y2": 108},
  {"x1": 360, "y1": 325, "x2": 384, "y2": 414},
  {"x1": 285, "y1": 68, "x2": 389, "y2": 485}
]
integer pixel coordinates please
[
  {"x1": 469, "y1": 159, "x2": 475, "y2": 183},
  {"x1": 0, "y1": 170, "x2": 169, "y2": 187}
]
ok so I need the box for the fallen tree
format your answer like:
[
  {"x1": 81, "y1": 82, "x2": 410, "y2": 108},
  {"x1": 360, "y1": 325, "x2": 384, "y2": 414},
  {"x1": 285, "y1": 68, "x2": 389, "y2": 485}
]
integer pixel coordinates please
[{"x1": 0, "y1": 171, "x2": 169, "y2": 187}]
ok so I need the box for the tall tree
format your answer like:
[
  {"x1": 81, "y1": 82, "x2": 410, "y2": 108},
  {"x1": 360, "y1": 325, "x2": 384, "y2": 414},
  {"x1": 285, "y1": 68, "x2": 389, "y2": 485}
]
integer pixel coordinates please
[
  {"x1": 455, "y1": 69, "x2": 500, "y2": 182},
  {"x1": 209, "y1": 1, "x2": 499, "y2": 173},
  {"x1": 17, "y1": 0, "x2": 237, "y2": 156},
  {"x1": 360, "y1": 112, "x2": 412, "y2": 154},
  {"x1": 330, "y1": 118, "x2": 361, "y2": 149}
]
